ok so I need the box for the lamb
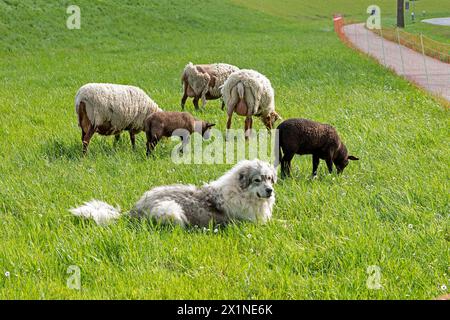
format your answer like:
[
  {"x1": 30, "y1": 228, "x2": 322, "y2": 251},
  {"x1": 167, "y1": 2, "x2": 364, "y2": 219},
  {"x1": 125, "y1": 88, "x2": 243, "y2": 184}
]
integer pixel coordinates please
[
  {"x1": 144, "y1": 111, "x2": 215, "y2": 156},
  {"x1": 180, "y1": 62, "x2": 239, "y2": 110},
  {"x1": 277, "y1": 118, "x2": 359, "y2": 178},
  {"x1": 221, "y1": 69, "x2": 280, "y2": 138},
  {"x1": 75, "y1": 83, "x2": 162, "y2": 154}
]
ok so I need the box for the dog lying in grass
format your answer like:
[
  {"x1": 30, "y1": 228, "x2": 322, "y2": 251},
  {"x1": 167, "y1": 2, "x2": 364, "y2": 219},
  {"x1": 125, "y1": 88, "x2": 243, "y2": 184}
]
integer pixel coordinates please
[
  {"x1": 144, "y1": 111, "x2": 215, "y2": 156},
  {"x1": 70, "y1": 159, "x2": 277, "y2": 227},
  {"x1": 277, "y1": 118, "x2": 359, "y2": 178}
]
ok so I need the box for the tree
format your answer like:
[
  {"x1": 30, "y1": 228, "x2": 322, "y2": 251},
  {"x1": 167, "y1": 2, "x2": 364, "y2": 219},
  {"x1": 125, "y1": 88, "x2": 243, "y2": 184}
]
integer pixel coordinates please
[{"x1": 397, "y1": 0, "x2": 405, "y2": 28}]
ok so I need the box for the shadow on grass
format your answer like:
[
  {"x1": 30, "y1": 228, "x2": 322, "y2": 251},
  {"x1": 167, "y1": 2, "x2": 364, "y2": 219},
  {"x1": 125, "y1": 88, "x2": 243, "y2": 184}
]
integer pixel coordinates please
[
  {"x1": 41, "y1": 133, "x2": 185, "y2": 164},
  {"x1": 41, "y1": 138, "x2": 82, "y2": 162},
  {"x1": 41, "y1": 137, "x2": 147, "y2": 161},
  {"x1": 69, "y1": 212, "x2": 231, "y2": 235}
]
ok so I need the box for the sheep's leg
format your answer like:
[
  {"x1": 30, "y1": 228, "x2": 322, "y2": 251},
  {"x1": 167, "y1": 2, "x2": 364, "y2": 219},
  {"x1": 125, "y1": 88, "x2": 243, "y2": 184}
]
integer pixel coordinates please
[
  {"x1": 113, "y1": 134, "x2": 121, "y2": 146},
  {"x1": 145, "y1": 132, "x2": 152, "y2": 157},
  {"x1": 82, "y1": 124, "x2": 96, "y2": 155},
  {"x1": 178, "y1": 135, "x2": 190, "y2": 154},
  {"x1": 181, "y1": 91, "x2": 188, "y2": 110},
  {"x1": 226, "y1": 113, "x2": 233, "y2": 130},
  {"x1": 181, "y1": 94, "x2": 188, "y2": 110},
  {"x1": 312, "y1": 154, "x2": 320, "y2": 176},
  {"x1": 181, "y1": 82, "x2": 189, "y2": 110},
  {"x1": 244, "y1": 116, "x2": 253, "y2": 140},
  {"x1": 146, "y1": 133, "x2": 159, "y2": 157},
  {"x1": 325, "y1": 157, "x2": 333, "y2": 174},
  {"x1": 78, "y1": 101, "x2": 91, "y2": 146},
  {"x1": 146, "y1": 141, "x2": 152, "y2": 157},
  {"x1": 226, "y1": 113, "x2": 233, "y2": 141},
  {"x1": 281, "y1": 152, "x2": 294, "y2": 178},
  {"x1": 129, "y1": 131, "x2": 136, "y2": 150},
  {"x1": 244, "y1": 117, "x2": 249, "y2": 139},
  {"x1": 193, "y1": 97, "x2": 200, "y2": 110}
]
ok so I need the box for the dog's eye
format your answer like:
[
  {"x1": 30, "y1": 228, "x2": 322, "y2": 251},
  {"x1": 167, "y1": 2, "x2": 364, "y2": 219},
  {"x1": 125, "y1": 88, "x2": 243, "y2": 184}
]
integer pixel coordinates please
[{"x1": 254, "y1": 178, "x2": 261, "y2": 183}]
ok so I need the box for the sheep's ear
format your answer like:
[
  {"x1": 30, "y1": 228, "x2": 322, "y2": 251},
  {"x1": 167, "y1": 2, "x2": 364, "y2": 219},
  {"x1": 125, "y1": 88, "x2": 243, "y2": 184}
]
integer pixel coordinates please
[
  {"x1": 207, "y1": 123, "x2": 216, "y2": 128},
  {"x1": 273, "y1": 112, "x2": 281, "y2": 122},
  {"x1": 348, "y1": 155, "x2": 359, "y2": 161}
]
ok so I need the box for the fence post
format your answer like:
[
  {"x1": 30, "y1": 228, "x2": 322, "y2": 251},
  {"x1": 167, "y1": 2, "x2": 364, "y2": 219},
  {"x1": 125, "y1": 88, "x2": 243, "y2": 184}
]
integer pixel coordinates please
[
  {"x1": 380, "y1": 27, "x2": 386, "y2": 65},
  {"x1": 420, "y1": 33, "x2": 430, "y2": 85},
  {"x1": 366, "y1": 26, "x2": 370, "y2": 54},
  {"x1": 396, "y1": 28, "x2": 406, "y2": 75}
]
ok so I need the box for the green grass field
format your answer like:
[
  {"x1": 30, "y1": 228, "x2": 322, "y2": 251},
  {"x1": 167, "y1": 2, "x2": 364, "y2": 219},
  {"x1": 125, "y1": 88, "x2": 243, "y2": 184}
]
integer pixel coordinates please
[
  {"x1": 0, "y1": 0, "x2": 449, "y2": 299},
  {"x1": 235, "y1": 0, "x2": 450, "y2": 43}
]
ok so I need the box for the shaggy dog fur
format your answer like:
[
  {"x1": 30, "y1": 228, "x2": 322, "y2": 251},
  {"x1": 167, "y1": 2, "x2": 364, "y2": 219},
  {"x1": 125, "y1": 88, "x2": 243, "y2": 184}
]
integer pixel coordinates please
[
  {"x1": 75, "y1": 83, "x2": 161, "y2": 153},
  {"x1": 181, "y1": 62, "x2": 239, "y2": 110},
  {"x1": 277, "y1": 118, "x2": 359, "y2": 177},
  {"x1": 70, "y1": 159, "x2": 277, "y2": 227},
  {"x1": 221, "y1": 69, "x2": 280, "y2": 137}
]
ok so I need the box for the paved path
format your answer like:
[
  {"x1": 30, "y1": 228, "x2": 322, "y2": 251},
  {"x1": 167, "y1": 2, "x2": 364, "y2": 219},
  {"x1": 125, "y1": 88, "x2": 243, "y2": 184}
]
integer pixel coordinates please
[
  {"x1": 343, "y1": 23, "x2": 450, "y2": 103},
  {"x1": 422, "y1": 17, "x2": 450, "y2": 26}
]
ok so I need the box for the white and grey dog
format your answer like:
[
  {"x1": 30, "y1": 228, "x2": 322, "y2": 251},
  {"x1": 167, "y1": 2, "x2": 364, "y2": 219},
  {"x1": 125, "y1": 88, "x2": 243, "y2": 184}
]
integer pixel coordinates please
[{"x1": 70, "y1": 159, "x2": 277, "y2": 227}]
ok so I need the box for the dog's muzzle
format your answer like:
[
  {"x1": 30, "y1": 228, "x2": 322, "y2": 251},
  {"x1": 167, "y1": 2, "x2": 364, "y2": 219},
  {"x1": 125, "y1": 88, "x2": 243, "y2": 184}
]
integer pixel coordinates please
[{"x1": 257, "y1": 188, "x2": 273, "y2": 198}]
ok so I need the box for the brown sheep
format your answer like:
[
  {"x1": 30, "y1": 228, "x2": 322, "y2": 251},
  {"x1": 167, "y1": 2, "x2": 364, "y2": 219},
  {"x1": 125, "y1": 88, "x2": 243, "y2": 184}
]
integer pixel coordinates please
[
  {"x1": 277, "y1": 118, "x2": 359, "y2": 178},
  {"x1": 144, "y1": 111, "x2": 215, "y2": 156}
]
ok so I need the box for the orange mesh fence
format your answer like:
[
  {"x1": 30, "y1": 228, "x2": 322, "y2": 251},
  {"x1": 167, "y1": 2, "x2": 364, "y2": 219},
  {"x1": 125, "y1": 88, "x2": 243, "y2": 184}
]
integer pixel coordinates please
[{"x1": 333, "y1": 14, "x2": 349, "y2": 44}]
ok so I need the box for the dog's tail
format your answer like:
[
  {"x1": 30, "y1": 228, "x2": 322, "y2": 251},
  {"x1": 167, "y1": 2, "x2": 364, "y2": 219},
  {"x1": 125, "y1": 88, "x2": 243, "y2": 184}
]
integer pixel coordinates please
[{"x1": 69, "y1": 199, "x2": 122, "y2": 226}]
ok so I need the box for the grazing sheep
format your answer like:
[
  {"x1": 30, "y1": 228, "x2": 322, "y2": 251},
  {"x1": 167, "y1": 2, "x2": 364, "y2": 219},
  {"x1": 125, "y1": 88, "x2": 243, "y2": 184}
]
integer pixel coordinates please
[
  {"x1": 181, "y1": 62, "x2": 239, "y2": 110},
  {"x1": 221, "y1": 69, "x2": 280, "y2": 138},
  {"x1": 75, "y1": 83, "x2": 161, "y2": 154},
  {"x1": 144, "y1": 111, "x2": 215, "y2": 156},
  {"x1": 277, "y1": 118, "x2": 359, "y2": 177}
]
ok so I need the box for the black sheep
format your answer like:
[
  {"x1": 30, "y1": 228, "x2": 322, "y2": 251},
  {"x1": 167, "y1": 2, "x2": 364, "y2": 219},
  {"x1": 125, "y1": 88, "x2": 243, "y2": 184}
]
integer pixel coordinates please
[{"x1": 277, "y1": 118, "x2": 359, "y2": 177}]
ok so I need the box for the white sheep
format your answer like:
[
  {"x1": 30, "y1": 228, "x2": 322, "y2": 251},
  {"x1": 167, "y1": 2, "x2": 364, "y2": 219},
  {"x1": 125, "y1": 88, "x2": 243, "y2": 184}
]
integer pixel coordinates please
[
  {"x1": 75, "y1": 83, "x2": 162, "y2": 154},
  {"x1": 221, "y1": 69, "x2": 280, "y2": 138},
  {"x1": 181, "y1": 62, "x2": 239, "y2": 110}
]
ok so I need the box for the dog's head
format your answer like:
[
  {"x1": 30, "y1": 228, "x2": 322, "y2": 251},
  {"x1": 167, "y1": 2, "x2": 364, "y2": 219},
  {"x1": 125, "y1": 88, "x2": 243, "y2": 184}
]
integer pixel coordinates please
[{"x1": 236, "y1": 159, "x2": 277, "y2": 199}]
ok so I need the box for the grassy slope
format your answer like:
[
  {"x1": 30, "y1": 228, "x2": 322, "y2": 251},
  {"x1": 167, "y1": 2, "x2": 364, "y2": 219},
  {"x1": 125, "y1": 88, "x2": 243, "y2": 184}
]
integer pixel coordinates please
[
  {"x1": 0, "y1": 0, "x2": 448, "y2": 299},
  {"x1": 233, "y1": 0, "x2": 450, "y2": 43}
]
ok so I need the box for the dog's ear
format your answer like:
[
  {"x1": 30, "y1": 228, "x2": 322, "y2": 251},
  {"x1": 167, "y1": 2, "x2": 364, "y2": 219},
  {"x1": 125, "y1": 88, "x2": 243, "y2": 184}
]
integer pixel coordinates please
[
  {"x1": 272, "y1": 167, "x2": 278, "y2": 184},
  {"x1": 238, "y1": 169, "x2": 251, "y2": 190},
  {"x1": 348, "y1": 155, "x2": 359, "y2": 161}
]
